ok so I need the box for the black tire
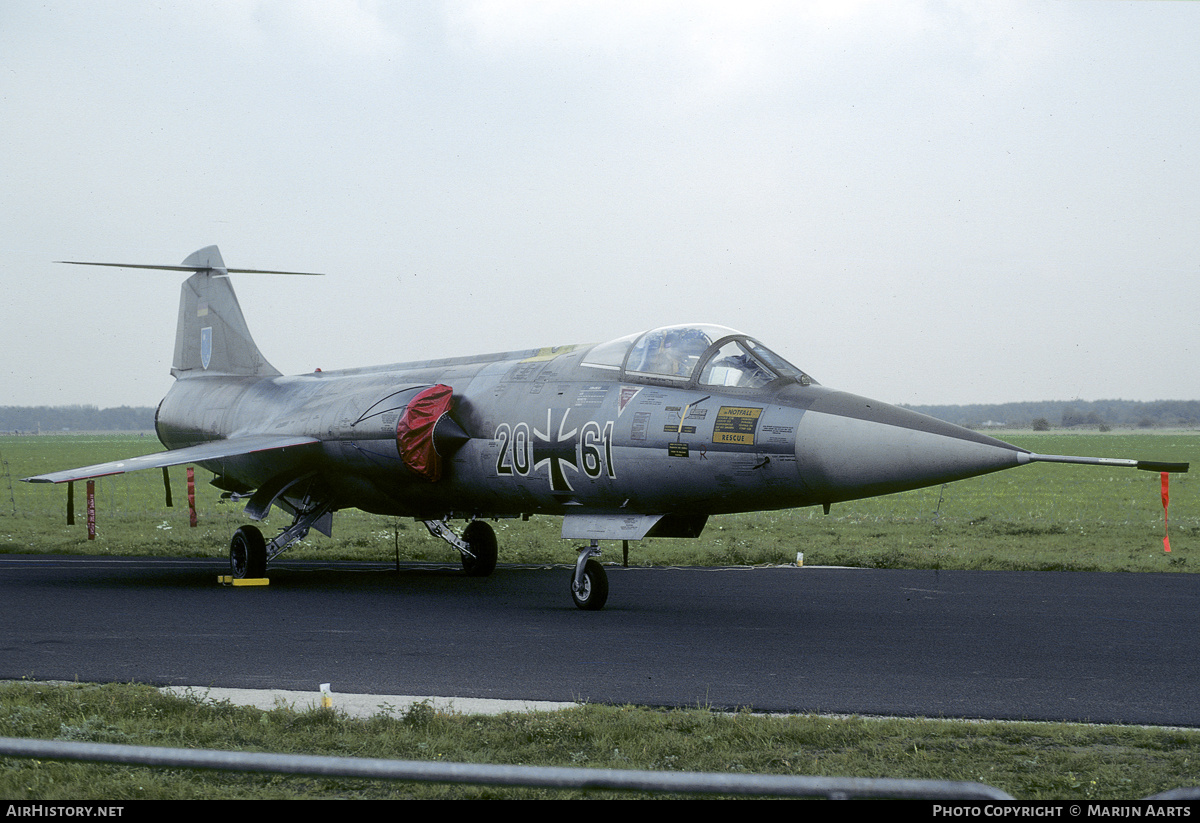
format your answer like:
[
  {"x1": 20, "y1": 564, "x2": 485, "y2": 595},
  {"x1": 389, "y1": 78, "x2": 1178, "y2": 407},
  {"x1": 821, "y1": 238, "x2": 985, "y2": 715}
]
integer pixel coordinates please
[
  {"x1": 571, "y1": 559, "x2": 608, "y2": 611},
  {"x1": 230, "y1": 525, "x2": 267, "y2": 579},
  {"x1": 461, "y1": 520, "x2": 497, "y2": 577}
]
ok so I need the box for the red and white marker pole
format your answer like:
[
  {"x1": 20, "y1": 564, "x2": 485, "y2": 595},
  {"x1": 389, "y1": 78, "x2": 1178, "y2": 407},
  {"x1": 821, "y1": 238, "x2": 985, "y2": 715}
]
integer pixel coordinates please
[
  {"x1": 86, "y1": 480, "x2": 95, "y2": 540},
  {"x1": 187, "y1": 467, "x2": 197, "y2": 528}
]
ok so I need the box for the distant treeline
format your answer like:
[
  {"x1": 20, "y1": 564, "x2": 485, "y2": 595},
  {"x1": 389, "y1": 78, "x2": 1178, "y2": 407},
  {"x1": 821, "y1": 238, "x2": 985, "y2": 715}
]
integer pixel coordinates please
[
  {"x1": 904, "y1": 399, "x2": 1200, "y2": 430},
  {"x1": 1, "y1": 405, "x2": 156, "y2": 433}
]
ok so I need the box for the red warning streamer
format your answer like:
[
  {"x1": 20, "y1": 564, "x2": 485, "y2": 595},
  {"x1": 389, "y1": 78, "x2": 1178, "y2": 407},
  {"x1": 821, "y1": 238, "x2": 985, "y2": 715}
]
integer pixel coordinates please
[
  {"x1": 1161, "y1": 472, "x2": 1171, "y2": 553},
  {"x1": 187, "y1": 467, "x2": 197, "y2": 528}
]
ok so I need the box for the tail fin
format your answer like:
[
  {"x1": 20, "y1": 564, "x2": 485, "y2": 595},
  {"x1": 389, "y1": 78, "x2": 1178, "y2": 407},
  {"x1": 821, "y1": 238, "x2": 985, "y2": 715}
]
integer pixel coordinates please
[
  {"x1": 59, "y1": 245, "x2": 322, "y2": 379},
  {"x1": 173, "y1": 246, "x2": 278, "y2": 377}
]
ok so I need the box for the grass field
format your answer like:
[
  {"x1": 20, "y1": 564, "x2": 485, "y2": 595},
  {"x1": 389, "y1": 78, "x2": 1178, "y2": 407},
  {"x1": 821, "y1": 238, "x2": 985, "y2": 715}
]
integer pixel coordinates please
[
  {"x1": 1, "y1": 681, "x2": 1198, "y2": 800},
  {"x1": 1, "y1": 431, "x2": 1194, "y2": 572}
]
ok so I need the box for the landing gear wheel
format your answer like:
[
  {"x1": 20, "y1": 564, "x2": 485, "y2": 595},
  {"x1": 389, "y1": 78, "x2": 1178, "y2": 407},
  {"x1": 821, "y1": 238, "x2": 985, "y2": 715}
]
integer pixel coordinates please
[
  {"x1": 230, "y1": 525, "x2": 267, "y2": 579},
  {"x1": 461, "y1": 521, "x2": 497, "y2": 577},
  {"x1": 571, "y1": 559, "x2": 608, "y2": 611}
]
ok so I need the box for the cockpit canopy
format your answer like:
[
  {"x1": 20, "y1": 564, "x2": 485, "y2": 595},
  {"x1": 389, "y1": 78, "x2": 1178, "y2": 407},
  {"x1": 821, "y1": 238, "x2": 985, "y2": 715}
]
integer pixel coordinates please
[{"x1": 582, "y1": 324, "x2": 813, "y2": 389}]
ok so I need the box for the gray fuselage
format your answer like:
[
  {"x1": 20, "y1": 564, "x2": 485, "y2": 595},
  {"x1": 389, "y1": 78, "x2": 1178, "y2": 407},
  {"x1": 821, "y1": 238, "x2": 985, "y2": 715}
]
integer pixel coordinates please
[{"x1": 155, "y1": 338, "x2": 1027, "y2": 529}]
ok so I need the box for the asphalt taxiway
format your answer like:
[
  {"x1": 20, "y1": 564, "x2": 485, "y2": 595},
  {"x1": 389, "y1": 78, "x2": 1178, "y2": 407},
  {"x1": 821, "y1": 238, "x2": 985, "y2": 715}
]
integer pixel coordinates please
[{"x1": 1, "y1": 555, "x2": 1196, "y2": 725}]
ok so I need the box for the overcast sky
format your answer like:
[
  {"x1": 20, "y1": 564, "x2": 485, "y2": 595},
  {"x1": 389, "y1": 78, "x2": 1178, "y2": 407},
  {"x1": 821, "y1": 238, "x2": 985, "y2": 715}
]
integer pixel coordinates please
[{"x1": 2, "y1": 1, "x2": 1197, "y2": 409}]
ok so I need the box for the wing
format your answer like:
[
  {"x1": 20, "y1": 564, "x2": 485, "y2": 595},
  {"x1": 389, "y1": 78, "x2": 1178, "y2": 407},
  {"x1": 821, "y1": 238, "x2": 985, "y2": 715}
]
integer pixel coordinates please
[{"x1": 23, "y1": 434, "x2": 321, "y2": 484}]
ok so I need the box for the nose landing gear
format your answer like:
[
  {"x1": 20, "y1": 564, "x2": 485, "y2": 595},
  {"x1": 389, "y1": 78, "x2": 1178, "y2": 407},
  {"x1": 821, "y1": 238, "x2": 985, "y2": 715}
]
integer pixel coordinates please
[{"x1": 571, "y1": 540, "x2": 608, "y2": 611}]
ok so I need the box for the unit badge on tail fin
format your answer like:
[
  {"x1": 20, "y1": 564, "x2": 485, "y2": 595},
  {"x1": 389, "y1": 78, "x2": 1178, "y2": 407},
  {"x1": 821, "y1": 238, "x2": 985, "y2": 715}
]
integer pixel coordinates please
[{"x1": 200, "y1": 327, "x2": 212, "y2": 370}]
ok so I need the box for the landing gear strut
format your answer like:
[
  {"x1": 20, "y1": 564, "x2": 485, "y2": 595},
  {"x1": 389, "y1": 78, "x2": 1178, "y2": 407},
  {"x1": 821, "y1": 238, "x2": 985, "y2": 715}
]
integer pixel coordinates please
[
  {"x1": 571, "y1": 540, "x2": 608, "y2": 611},
  {"x1": 423, "y1": 518, "x2": 498, "y2": 577},
  {"x1": 228, "y1": 488, "x2": 334, "y2": 579}
]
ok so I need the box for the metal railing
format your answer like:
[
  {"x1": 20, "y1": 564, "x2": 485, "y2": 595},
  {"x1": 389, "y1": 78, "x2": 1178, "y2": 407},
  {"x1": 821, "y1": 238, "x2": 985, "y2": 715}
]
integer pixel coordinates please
[{"x1": 0, "y1": 735, "x2": 1012, "y2": 799}]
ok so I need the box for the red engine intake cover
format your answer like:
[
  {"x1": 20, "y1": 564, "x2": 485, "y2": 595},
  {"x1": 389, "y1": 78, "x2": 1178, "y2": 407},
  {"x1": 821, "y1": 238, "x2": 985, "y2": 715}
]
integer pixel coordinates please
[{"x1": 395, "y1": 384, "x2": 454, "y2": 482}]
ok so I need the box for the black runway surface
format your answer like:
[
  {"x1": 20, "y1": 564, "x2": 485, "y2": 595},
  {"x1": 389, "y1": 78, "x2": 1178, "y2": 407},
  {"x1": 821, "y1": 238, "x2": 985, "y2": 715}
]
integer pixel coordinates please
[{"x1": 1, "y1": 555, "x2": 1196, "y2": 726}]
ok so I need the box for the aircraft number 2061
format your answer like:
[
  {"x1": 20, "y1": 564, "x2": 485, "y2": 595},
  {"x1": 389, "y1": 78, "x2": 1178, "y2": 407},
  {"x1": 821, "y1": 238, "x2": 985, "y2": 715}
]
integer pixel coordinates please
[{"x1": 494, "y1": 417, "x2": 617, "y2": 488}]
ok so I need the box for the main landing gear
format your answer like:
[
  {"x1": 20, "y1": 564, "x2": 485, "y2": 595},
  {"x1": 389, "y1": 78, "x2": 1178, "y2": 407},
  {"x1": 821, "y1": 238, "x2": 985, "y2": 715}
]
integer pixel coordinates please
[
  {"x1": 425, "y1": 521, "x2": 609, "y2": 610},
  {"x1": 230, "y1": 525, "x2": 267, "y2": 579},
  {"x1": 423, "y1": 518, "x2": 498, "y2": 577},
  {"x1": 230, "y1": 507, "x2": 609, "y2": 611},
  {"x1": 227, "y1": 491, "x2": 333, "y2": 579}
]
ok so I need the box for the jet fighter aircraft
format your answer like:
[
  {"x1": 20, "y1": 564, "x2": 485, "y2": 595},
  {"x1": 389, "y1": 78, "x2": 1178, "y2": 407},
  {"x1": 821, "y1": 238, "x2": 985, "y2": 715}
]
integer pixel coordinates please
[{"x1": 26, "y1": 246, "x2": 1189, "y2": 609}]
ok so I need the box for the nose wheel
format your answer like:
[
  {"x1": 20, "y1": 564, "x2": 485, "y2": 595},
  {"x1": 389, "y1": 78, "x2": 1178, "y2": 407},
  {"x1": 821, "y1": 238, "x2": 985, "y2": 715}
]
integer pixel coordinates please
[{"x1": 571, "y1": 541, "x2": 608, "y2": 610}]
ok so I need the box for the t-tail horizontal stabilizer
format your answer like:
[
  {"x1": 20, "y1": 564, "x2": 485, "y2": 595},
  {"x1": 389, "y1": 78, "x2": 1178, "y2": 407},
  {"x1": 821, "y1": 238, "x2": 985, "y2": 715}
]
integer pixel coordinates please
[
  {"x1": 57, "y1": 245, "x2": 324, "y2": 277},
  {"x1": 60, "y1": 245, "x2": 322, "y2": 378}
]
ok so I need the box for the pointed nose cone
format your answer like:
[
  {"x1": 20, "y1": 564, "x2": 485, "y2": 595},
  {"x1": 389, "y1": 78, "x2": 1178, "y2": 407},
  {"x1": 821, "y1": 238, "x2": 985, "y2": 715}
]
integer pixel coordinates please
[{"x1": 794, "y1": 390, "x2": 1027, "y2": 504}]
